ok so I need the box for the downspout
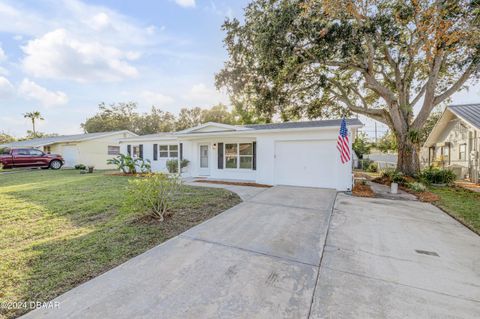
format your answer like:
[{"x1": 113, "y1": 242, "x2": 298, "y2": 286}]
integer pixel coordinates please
[{"x1": 177, "y1": 141, "x2": 181, "y2": 178}]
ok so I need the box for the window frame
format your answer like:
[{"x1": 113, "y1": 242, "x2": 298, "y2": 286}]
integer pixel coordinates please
[
  {"x1": 158, "y1": 144, "x2": 178, "y2": 159},
  {"x1": 459, "y1": 143, "x2": 467, "y2": 160},
  {"x1": 107, "y1": 145, "x2": 120, "y2": 155},
  {"x1": 132, "y1": 145, "x2": 140, "y2": 158},
  {"x1": 223, "y1": 142, "x2": 253, "y2": 170}
]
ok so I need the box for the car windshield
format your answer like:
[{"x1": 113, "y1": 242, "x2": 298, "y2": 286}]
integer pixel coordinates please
[{"x1": 0, "y1": 147, "x2": 10, "y2": 155}]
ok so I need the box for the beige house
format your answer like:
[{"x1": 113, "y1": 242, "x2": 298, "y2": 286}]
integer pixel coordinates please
[
  {"x1": 422, "y1": 104, "x2": 480, "y2": 183},
  {"x1": 0, "y1": 131, "x2": 136, "y2": 169}
]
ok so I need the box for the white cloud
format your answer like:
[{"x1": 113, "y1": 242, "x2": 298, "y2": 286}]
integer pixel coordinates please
[
  {"x1": 140, "y1": 90, "x2": 175, "y2": 107},
  {"x1": 18, "y1": 78, "x2": 68, "y2": 107},
  {"x1": 22, "y1": 29, "x2": 139, "y2": 82},
  {"x1": 0, "y1": 46, "x2": 6, "y2": 61},
  {"x1": 185, "y1": 83, "x2": 229, "y2": 106},
  {"x1": 175, "y1": 0, "x2": 196, "y2": 8},
  {"x1": 0, "y1": 76, "x2": 14, "y2": 98}
]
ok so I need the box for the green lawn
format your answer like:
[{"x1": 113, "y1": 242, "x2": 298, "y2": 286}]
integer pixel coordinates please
[
  {"x1": 429, "y1": 186, "x2": 480, "y2": 234},
  {"x1": 0, "y1": 170, "x2": 241, "y2": 318}
]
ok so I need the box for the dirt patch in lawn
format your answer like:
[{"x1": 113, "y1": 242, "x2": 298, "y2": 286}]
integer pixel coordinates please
[
  {"x1": 352, "y1": 183, "x2": 375, "y2": 197},
  {"x1": 194, "y1": 180, "x2": 272, "y2": 188}
]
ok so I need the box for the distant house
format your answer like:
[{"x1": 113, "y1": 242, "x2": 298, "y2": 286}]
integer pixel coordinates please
[
  {"x1": 0, "y1": 131, "x2": 137, "y2": 169},
  {"x1": 422, "y1": 104, "x2": 480, "y2": 183},
  {"x1": 119, "y1": 119, "x2": 363, "y2": 191}
]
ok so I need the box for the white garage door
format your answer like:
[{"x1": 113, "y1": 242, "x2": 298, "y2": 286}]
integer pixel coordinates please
[
  {"x1": 274, "y1": 140, "x2": 338, "y2": 188},
  {"x1": 62, "y1": 146, "x2": 78, "y2": 168}
]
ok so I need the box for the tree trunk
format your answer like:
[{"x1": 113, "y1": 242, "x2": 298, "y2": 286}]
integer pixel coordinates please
[{"x1": 396, "y1": 136, "x2": 421, "y2": 176}]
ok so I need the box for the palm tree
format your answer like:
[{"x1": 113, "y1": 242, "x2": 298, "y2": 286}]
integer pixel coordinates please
[{"x1": 23, "y1": 111, "x2": 44, "y2": 137}]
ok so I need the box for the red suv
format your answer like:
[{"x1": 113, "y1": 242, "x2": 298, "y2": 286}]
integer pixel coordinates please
[{"x1": 0, "y1": 148, "x2": 64, "y2": 169}]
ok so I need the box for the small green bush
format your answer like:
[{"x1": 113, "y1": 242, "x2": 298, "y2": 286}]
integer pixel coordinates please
[
  {"x1": 419, "y1": 167, "x2": 456, "y2": 185},
  {"x1": 366, "y1": 162, "x2": 378, "y2": 173},
  {"x1": 107, "y1": 154, "x2": 151, "y2": 174},
  {"x1": 392, "y1": 171, "x2": 406, "y2": 184},
  {"x1": 408, "y1": 182, "x2": 427, "y2": 192},
  {"x1": 166, "y1": 159, "x2": 190, "y2": 174},
  {"x1": 74, "y1": 164, "x2": 86, "y2": 170},
  {"x1": 126, "y1": 173, "x2": 182, "y2": 221},
  {"x1": 381, "y1": 168, "x2": 396, "y2": 179},
  {"x1": 360, "y1": 158, "x2": 374, "y2": 171}
]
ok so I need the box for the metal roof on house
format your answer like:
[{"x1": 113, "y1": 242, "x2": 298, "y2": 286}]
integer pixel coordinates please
[
  {"x1": 448, "y1": 104, "x2": 480, "y2": 129},
  {"x1": 241, "y1": 118, "x2": 363, "y2": 130},
  {"x1": 0, "y1": 130, "x2": 135, "y2": 148}
]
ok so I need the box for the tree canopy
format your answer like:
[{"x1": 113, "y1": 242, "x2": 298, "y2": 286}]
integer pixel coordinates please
[
  {"x1": 82, "y1": 102, "x2": 242, "y2": 134},
  {"x1": 216, "y1": 0, "x2": 480, "y2": 174}
]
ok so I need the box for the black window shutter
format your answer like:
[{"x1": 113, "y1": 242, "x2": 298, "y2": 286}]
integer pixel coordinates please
[
  {"x1": 153, "y1": 144, "x2": 158, "y2": 161},
  {"x1": 180, "y1": 143, "x2": 183, "y2": 160},
  {"x1": 139, "y1": 144, "x2": 143, "y2": 159},
  {"x1": 218, "y1": 142, "x2": 223, "y2": 169},
  {"x1": 252, "y1": 142, "x2": 256, "y2": 170},
  {"x1": 127, "y1": 145, "x2": 131, "y2": 156}
]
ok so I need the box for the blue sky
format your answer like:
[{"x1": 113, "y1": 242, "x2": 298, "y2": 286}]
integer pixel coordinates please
[{"x1": 0, "y1": 0, "x2": 479, "y2": 138}]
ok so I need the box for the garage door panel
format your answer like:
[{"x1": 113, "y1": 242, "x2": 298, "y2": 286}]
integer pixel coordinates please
[{"x1": 274, "y1": 140, "x2": 338, "y2": 188}]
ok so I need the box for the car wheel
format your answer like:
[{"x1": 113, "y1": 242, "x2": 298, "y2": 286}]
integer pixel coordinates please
[{"x1": 49, "y1": 160, "x2": 62, "y2": 170}]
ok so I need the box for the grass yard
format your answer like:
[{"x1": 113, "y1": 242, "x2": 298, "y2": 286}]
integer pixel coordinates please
[
  {"x1": 429, "y1": 186, "x2": 480, "y2": 234},
  {"x1": 0, "y1": 170, "x2": 241, "y2": 319}
]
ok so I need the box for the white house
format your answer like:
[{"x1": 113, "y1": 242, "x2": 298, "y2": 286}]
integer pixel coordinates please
[
  {"x1": 119, "y1": 119, "x2": 363, "y2": 190},
  {"x1": 422, "y1": 103, "x2": 480, "y2": 183},
  {"x1": 1, "y1": 131, "x2": 137, "y2": 169}
]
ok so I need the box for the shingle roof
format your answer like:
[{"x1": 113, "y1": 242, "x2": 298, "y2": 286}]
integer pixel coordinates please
[
  {"x1": 242, "y1": 118, "x2": 363, "y2": 130},
  {"x1": 0, "y1": 131, "x2": 133, "y2": 148},
  {"x1": 448, "y1": 104, "x2": 480, "y2": 129}
]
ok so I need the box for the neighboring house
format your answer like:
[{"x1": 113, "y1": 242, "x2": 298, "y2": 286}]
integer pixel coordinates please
[
  {"x1": 0, "y1": 131, "x2": 137, "y2": 169},
  {"x1": 119, "y1": 119, "x2": 363, "y2": 190},
  {"x1": 422, "y1": 103, "x2": 480, "y2": 183}
]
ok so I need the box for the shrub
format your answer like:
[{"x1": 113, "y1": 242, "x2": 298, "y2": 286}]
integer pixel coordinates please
[
  {"x1": 107, "y1": 154, "x2": 151, "y2": 174},
  {"x1": 74, "y1": 164, "x2": 86, "y2": 170},
  {"x1": 166, "y1": 159, "x2": 190, "y2": 174},
  {"x1": 381, "y1": 168, "x2": 396, "y2": 179},
  {"x1": 126, "y1": 173, "x2": 182, "y2": 221},
  {"x1": 419, "y1": 167, "x2": 456, "y2": 185},
  {"x1": 391, "y1": 171, "x2": 406, "y2": 184},
  {"x1": 360, "y1": 158, "x2": 374, "y2": 171},
  {"x1": 366, "y1": 162, "x2": 378, "y2": 173},
  {"x1": 408, "y1": 182, "x2": 427, "y2": 192}
]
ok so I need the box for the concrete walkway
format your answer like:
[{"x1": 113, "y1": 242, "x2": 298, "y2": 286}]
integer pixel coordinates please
[{"x1": 22, "y1": 185, "x2": 480, "y2": 318}]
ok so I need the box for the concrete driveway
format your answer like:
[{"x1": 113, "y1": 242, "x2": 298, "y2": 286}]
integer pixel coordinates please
[{"x1": 22, "y1": 186, "x2": 480, "y2": 318}]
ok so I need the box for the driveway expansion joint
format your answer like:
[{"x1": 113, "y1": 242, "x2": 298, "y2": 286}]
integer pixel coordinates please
[
  {"x1": 179, "y1": 234, "x2": 320, "y2": 268},
  {"x1": 322, "y1": 266, "x2": 480, "y2": 304}
]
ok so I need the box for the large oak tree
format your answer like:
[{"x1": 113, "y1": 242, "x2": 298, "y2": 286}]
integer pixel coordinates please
[{"x1": 216, "y1": 0, "x2": 480, "y2": 175}]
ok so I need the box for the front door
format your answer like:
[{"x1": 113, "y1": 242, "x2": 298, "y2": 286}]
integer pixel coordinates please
[{"x1": 199, "y1": 144, "x2": 210, "y2": 176}]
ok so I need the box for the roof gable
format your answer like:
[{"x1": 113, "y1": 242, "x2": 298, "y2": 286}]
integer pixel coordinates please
[
  {"x1": 177, "y1": 122, "x2": 245, "y2": 134},
  {"x1": 448, "y1": 104, "x2": 480, "y2": 129}
]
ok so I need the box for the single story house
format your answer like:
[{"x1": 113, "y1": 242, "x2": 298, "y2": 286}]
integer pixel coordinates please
[
  {"x1": 119, "y1": 119, "x2": 363, "y2": 190},
  {"x1": 422, "y1": 103, "x2": 480, "y2": 183},
  {"x1": 0, "y1": 130, "x2": 137, "y2": 169}
]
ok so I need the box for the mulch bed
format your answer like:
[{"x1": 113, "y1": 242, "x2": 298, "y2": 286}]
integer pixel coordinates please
[
  {"x1": 352, "y1": 183, "x2": 375, "y2": 197},
  {"x1": 372, "y1": 176, "x2": 439, "y2": 202},
  {"x1": 193, "y1": 180, "x2": 272, "y2": 188}
]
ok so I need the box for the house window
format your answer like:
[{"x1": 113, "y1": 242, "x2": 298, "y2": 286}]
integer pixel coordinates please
[
  {"x1": 224, "y1": 143, "x2": 253, "y2": 169},
  {"x1": 159, "y1": 145, "x2": 178, "y2": 158},
  {"x1": 132, "y1": 146, "x2": 140, "y2": 158},
  {"x1": 44, "y1": 146, "x2": 51, "y2": 154},
  {"x1": 459, "y1": 144, "x2": 466, "y2": 160},
  {"x1": 108, "y1": 145, "x2": 120, "y2": 155}
]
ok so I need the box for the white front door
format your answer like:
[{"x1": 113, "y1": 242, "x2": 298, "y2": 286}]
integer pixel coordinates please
[
  {"x1": 62, "y1": 146, "x2": 78, "y2": 168},
  {"x1": 199, "y1": 144, "x2": 210, "y2": 175}
]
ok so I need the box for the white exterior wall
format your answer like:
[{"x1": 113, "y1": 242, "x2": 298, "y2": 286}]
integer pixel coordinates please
[
  {"x1": 255, "y1": 129, "x2": 352, "y2": 190},
  {"x1": 120, "y1": 141, "x2": 178, "y2": 172},
  {"x1": 181, "y1": 137, "x2": 257, "y2": 181},
  {"x1": 119, "y1": 127, "x2": 355, "y2": 191}
]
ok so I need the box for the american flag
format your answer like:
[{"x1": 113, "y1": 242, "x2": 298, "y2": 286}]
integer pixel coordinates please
[{"x1": 337, "y1": 118, "x2": 351, "y2": 164}]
